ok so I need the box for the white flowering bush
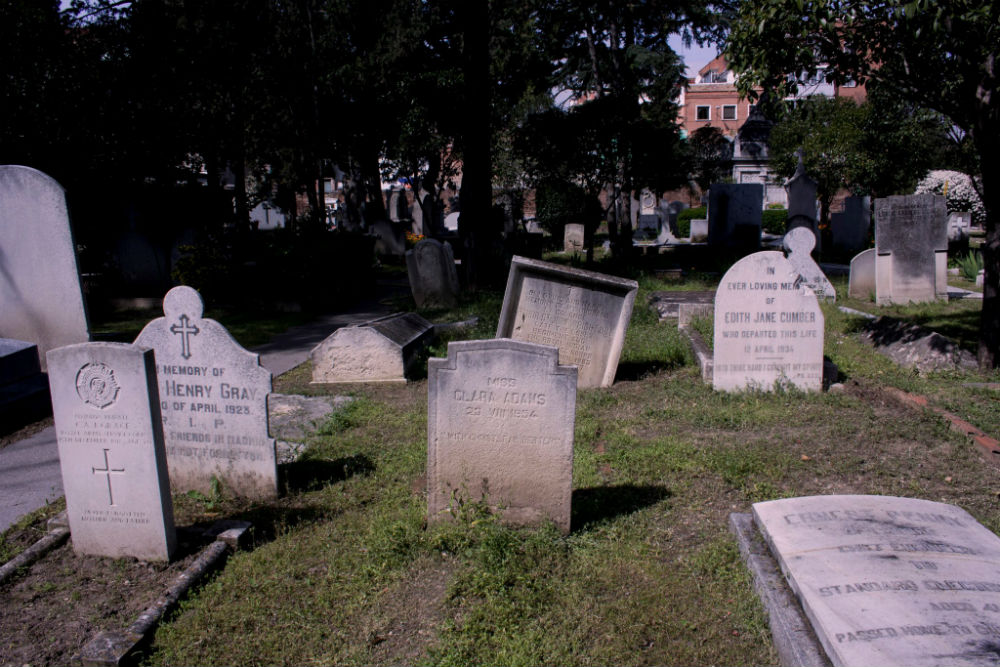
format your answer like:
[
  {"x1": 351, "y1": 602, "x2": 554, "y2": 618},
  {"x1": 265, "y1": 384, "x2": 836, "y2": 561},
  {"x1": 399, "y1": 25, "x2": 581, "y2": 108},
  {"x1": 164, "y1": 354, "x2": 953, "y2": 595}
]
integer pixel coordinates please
[{"x1": 915, "y1": 170, "x2": 986, "y2": 226}]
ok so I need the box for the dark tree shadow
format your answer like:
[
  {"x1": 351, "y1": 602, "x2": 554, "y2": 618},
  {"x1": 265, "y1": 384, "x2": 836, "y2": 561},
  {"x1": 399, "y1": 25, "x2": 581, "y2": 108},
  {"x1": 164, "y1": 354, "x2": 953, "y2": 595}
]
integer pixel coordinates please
[
  {"x1": 280, "y1": 453, "x2": 375, "y2": 494},
  {"x1": 571, "y1": 484, "x2": 672, "y2": 532},
  {"x1": 614, "y1": 360, "x2": 682, "y2": 381}
]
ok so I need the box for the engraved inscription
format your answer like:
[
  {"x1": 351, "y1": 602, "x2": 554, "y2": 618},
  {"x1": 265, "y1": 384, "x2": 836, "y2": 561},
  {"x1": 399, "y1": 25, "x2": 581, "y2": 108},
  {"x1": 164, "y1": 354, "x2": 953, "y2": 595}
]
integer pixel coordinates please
[{"x1": 75, "y1": 363, "x2": 120, "y2": 409}]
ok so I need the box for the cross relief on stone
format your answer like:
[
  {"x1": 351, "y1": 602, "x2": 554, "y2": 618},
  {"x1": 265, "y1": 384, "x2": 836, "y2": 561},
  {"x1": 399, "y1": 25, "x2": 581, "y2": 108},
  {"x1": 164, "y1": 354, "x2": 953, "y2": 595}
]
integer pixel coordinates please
[
  {"x1": 92, "y1": 448, "x2": 125, "y2": 506},
  {"x1": 170, "y1": 314, "x2": 200, "y2": 360}
]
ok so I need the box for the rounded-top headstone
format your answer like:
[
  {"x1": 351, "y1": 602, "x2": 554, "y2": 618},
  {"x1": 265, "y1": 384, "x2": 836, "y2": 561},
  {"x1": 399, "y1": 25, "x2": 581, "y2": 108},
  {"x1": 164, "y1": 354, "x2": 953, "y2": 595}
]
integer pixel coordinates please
[
  {"x1": 162, "y1": 285, "x2": 204, "y2": 320},
  {"x1": 783, "y1": 225, "x2": 815, "y2": 255}
]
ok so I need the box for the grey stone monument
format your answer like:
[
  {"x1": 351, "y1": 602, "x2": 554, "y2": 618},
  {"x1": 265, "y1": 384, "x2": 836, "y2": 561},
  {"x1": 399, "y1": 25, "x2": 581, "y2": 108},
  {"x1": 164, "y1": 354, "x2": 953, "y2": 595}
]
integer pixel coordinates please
[
  {"x1": 135, "y1": 286, "x2": 277, "y2": 500},
  {"x1": 497, "y1": 256, "x2": 638, "y2": 389},
  {"x1": 427, "y1": 339, "x2": 577, "y2": 533},
  {"x1": 849, "y1": 248, "x2": 876, "y2": 300},
  {"x1": 405, "y1": 238, "x2": 459, "y2": 308},
  {"x1": 713, "y1": 251, "x2": 824, "y2": 392},
  {"x1": 690, "y1": 218, "x2": 709, "y2": 242},
  {"x1": 0, "y1": 166, "x2": 90, "y2": 368},
  {"x1": 875, "y1": 194, "x2": 948, "y2": 305},
  {"x1": 831, "y1": 196, "x2": 871, "y2": 255},
  {"x1": 708, "y1": 184, "x2": 763, "y2": 248},
  {"x1": 372, "y1": 219, "x2": 406, "y2": 257},
  {"x1": 563, "y1": 223, "x2": 585, "y2": 253},
  {"x1": 752, "y1": 494, "x2": 1000, "y2": 667},
  {"x1": 783, "y1": 226, "x2": 836, "y2": 300},
  {"x1": 784, "y1": 150, "x2": 820, "y2": 245},
  {"x1": 47, "y1": 342, "x2": 176, "y2": 561},
  {"x1": 310, "y1": 312, "x2": 434, "y2": 384}
]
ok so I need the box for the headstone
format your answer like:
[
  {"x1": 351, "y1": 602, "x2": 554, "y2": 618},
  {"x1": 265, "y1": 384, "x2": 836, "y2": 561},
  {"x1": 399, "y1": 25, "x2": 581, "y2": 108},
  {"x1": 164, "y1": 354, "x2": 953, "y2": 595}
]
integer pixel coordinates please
[
  {"x1": 134, "y1": 286, "x2": 276, "y2": 499},
  {"x1": 753, "y1": 494, "x2": 1000, "y2": 667},
  {"x1": 708, "y1": 184, "x2": 763, "y2": 248},
  {"x1": 444, "y1": 211, "x2": 460, "y2": 232},
  {"x1": 690, "y1": 218, "x2": 709, "y2": 242},
  {"x1": 639, "y1": 188, "x2": 657, "y2": 214},
  {"x1": 633, "y1": 214, "x2": 660, "y2": 242},
  {"x1": 387, "y1": 187, "x2": 409, "y2": 222},
  {"x1": 525, "y1": 220, "x2": 543, "y2": 234},
  {"x1": 831, "y1": 196, "x2": 871, "y2": 254},
  {"x1": 564, "y1": 223, "x2": 585, "y2": 253},
  {"x1": 0, "y1": 166, "x2": 89, "y2": 368},
  {"x1": 47, "y1": 342, "x2": 176, "y2": 561},
  {"x1": 875, "y1": 194, "x2": 948, "y2": 305},
  {"x1": 783, "y1": 226, "x2": 836, "y2": 300},
  {"x1": 372, "y1": 219, "x2": 406, "y2": 256},
  {"x1": 948, "y1": 211, "x2": 972, "y2": 254},
  {"x1": 497, "y1": 256, "x2": 638, "y2": 389},
  {"x1": 849, "y1": 248, "x2": 876, "y2": 300},
  {"x1": 0, "y1": 338, "x2": 51, "y2": 433},
  {"x1": 784, "y1": 150, "x2": 820, "y2": 246},
  {"x1": 427, "y1": 339, "x2": 576, "y2": 533},
  {"x1": 310, "y1": 312, "x2": 434, "y2": 384},
  {"x1": 713, "y1": 251, "x2": 824, "y2": 392},
  {"x1": 405, "y1": 239, "x2": 459, "y2": 308}
]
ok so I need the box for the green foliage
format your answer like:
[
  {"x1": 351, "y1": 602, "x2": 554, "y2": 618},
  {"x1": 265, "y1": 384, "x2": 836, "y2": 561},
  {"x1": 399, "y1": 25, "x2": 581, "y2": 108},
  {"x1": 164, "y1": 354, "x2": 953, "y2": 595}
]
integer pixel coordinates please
[
  {"x1": 534, "y1": 179, "x2": 593, "y2": 238},
  {"x1": 687, "y1": 126, "x2": 734, "y2": 193},
  {"x1": 957, "y1": 250, "x2": 985, "y2": 281},
  {"x1": 677, "y1": 206, "x2": 706, "y2": 238},
  {"x1": 761, "y1": 208, "x2": 788, "y2": 234}
]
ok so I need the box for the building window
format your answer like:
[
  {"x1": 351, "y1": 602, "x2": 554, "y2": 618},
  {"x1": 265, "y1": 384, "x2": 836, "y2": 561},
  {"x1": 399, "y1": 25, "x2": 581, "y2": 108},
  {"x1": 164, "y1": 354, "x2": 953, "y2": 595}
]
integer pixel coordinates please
[
  {"x1": 841, "y1": 79, "x2": 857, "y2": 88},
  {"x1": 696, "y1": 105, "x2": 710, "y2": 121},
  {"x1": 722, "y1": 105, "x2": 737, "y2": 121}
]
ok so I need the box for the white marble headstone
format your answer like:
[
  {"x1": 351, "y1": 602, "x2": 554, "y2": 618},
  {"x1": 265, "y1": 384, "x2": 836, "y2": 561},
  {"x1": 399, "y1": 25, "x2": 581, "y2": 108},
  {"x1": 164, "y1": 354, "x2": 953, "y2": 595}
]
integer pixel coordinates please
[
  {"x1": 427, "y1": 339, "x2": 577, "y2": 533},
  {"x1": 135, "y1": 286, "x2": 276, "y2": 499},
  {"x1": 564, "y1": 224, "x2": 585, "y2": 253},
  {"x1": 0, "y1": 166, "x2": 90, "y2": 368},
  {"x1": 849, "y1": 248, "x2": 876, "y2": 300},
  {"x1": 754, "y1": 495, "x2": 1000, "y2": 667},
  {"x1": 713, "y1": 251, "x2": 824, "y2": 392},
  {"x1": 784, "y1": 226, "x2": 836, "y2": 300},
  {"x1": 47, "y1": 342, "x2": 176, "y2": 561}
]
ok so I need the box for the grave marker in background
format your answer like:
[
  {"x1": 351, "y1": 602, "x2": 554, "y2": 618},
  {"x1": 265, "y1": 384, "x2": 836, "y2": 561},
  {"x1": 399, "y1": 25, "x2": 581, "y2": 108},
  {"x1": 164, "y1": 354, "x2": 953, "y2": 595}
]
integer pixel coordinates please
[
  {"x1": 0, "y1": 166, "x2": 90, "y2": 367},
  {"x1": 497, "y1": 256, "x2": 637, "y2": 388},
  {"x1": 849, "y1": 248, "x2": 876, "y2": 300},
  {"x1": 427, "y1": 339, "x2": 576, "y2": 533},
  {"x1": 831, "y1": 196, "x2": 871, "y2": 255},
  {"x1": 311, "y1": 312, "x2": 434, "y2": 384},
  {"x1": 713, "y1": 251, "x2": 824, "y2": 392},
  {"x1": 753, "y1": 495, "x2": 1000, "y2": 667},
  {"x1": 563, "y1": 224, "x2": 585, "y2": 253},
  {"x1": 135, "y1": 286, "x2": 276, "y2": 499},
  {"x1": 406, "y1": 238, "x2": 459, "y2": 308},
  {"x1": 875, "y1": 194, "x2": 948, "y2": 305},
  {"x1": 708, "y1": 184, "x2": 763, "y2": 248},
  {"x1": 47, "y1": 342, "x2": 175, "y2": 561},
  {"x1": 783, "y1": 226, "x2": 835, "y2": 300}
]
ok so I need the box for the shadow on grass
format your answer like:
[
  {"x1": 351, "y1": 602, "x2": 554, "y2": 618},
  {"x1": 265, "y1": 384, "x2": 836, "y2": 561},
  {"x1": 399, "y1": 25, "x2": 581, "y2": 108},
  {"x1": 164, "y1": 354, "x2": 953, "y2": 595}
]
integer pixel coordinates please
[
  {"x1": 281, "y1": 453, "x2": 375, "y2": 494},
  {"x1": 571, "y1": 484, "x2": 672, "y2": 532},
  {"x1": 615, "y1": 360, "x2": 683, "y2": 381}
]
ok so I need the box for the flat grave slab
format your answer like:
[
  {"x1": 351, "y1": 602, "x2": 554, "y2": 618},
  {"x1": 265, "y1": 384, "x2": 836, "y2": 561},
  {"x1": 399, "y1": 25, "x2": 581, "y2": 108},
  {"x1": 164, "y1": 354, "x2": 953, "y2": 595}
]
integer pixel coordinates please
[
  {"x1": 647, "y1": 290, "x2": 716, "y2": 321},
  {"x1": 427, "y1": 339, "x2": 576, "y2": 533},
  {"x1": 47, "y1": 342, "x2": 175, "y2": 561},
  {"x1": 753, "y1": 495, "x2": 1000, "y2": 667},
  {"x1": 497, "y1": 256, "x2": 637, "y2": 388},
  {"x1": 311, "y1": 312, "x2": 434, "y2": 384},
  {"x1": 135, "y1": 286, "x2": 276, "y2": 499},
  {"x1": 713, "y1": 251, "x2": 824, "y2": 392}
]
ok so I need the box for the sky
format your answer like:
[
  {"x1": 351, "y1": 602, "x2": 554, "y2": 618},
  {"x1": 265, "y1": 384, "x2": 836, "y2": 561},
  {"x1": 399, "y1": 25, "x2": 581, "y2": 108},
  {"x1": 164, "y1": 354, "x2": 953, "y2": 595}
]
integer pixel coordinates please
[{"x1": 668, "y1": 35, "x2": 721, "y2": 80}]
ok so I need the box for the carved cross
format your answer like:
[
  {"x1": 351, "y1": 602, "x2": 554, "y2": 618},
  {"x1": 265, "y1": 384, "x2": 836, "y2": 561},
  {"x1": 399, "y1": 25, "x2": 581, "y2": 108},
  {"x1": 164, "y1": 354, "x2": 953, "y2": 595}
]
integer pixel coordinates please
[
  {"x1": 92, "y1": 448, "x2": 125, "y2": 506},
  {"x1": 170, "y1": 314, "x2": 200, "y2": 360}
]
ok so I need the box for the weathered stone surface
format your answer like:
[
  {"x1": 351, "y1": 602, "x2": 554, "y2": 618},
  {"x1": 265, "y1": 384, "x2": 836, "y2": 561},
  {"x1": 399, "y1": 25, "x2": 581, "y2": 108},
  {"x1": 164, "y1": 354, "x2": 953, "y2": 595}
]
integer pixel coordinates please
[
  {"x1": 784, "y1": 226, "x2": 836, "y2": 300},
  {"x1": 310, "y1": 312, "x2": 434, "y2": 384},
  {"x1": 564, "y1": 223, "x2": 585, "y2": 253},
  {"x1": 372, "y1": 219, "x2": 406, "y2": 256},
  {"x1": 848, "y1": 249, "x2": 876, "y2": 300},
  {"x1": 861, "y1": 316, "x2": 978, "y2": 373},
  {"x1": 47, "y1": 342, "x2": 175, "y2": 561},
  {"x1": 754, "y1": 495, "x2": 1000, "y2": 667},
  {"x1": 875, "y1": 194, "x2": 948, "y2": 305},
  {"x1": 406, "y1": 239, "x2": 459, "y2": 308},
  {"x1": 135, "y1": 286, "x2": 276, "y2": 499},
  {"x1": 689, "y1": 218, "x2": 708, "y2": 242},
  {"x1": 713, "y1": 251, "x2": 824, "y2": 392},
  {"x1": 647, "y1": 290, "x2": 716, "y2": 322},
  {"x1": 497, "y1": 256, "x2": 638, "y2": 388},
  {"x1": 708, "y1": 184, "x2": 763, "y2": 248},
  {"x1": 427, "y1": 339, "x2": 576, "y2": 533},
  {"x1": 0, "y1": 166, "x2": 89, "y2": 367},
  {"x1": 832, "y1": 196, "x2": 871, "y2": 255}
]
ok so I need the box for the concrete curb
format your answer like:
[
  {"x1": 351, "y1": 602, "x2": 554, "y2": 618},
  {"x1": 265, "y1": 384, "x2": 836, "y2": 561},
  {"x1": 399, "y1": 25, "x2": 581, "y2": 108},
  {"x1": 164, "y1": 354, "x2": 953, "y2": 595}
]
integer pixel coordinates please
[
  {"x1": 729, "y1": 513, "x2": 831, "y2": 667},
  {"x1": 0, "y1": 523, "x2": 69, "y2": 587},
  {"x1": 79, "y1": 520, "x2": 251, "y2": 667}
]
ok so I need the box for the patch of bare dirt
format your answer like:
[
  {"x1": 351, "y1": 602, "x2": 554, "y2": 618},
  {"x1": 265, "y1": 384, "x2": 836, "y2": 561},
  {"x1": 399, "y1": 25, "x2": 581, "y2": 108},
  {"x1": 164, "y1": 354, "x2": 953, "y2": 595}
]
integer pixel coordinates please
[
  {"x1": 363, "y1": 554, "x2": 457, "y2": 665},
  {"x1": 0, "y1": 527, "x2": 215, "y2": 667}
]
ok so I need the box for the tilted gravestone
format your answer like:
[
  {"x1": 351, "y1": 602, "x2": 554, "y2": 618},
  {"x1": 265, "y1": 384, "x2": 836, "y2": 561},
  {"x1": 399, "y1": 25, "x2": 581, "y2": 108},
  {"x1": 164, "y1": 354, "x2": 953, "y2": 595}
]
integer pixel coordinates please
[
  {"x1": 751, "y1": 495, "x2": 1000, "y2": 667},
  {"x1": 713, "y1": 251, "x2": 824, "y2": 392},
  {"x1": 135, "y1": 286, "x2": 276, "y2": 499},
  {"x1": 563, "y1": 223, "x2": 585, "y2": 253},
  {"x1": 406, "y1": 238, "x2": 459, "y2": 308},
  {"x1": 849, "y1": 248, "x2": 876, "y2": 300},
  {"x1": 47, "y1": 342, "x2": 176, "y2": 561},
  {"x1": 875, "y1": 194, "x2": 948, "y2": 305},
  {"x1": 310, "y1": 312, "x2": 434, "y2": 384},
  {"x1": 0, "y1": 166, "x2": 90, "y2": 368},
  {"x1": 427, "y1": 339, "x2": 577, "y2": 533},
  {"x1": 497, "y1": 256, "x2": 638, "y2": 389},
  {"x1": 708, "y1": 184, "x2": 763, "y2": 248},
  {"x1": 783, "y1": 226, "x2": 836, "y2": 300}
]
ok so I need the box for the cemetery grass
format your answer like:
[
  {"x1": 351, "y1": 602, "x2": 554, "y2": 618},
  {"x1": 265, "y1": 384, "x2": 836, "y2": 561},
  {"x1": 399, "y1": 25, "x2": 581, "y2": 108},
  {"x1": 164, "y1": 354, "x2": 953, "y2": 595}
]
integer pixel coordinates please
[{"x1": 6, "y1": 273, "x2": 1000, "y2": 666}]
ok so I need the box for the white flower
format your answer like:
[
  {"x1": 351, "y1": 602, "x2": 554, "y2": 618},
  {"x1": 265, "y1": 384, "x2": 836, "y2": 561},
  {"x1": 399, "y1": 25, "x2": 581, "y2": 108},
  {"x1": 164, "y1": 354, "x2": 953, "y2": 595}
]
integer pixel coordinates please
[{"x1": 915, "y1": 170, "x2": 985, "y2": 226}]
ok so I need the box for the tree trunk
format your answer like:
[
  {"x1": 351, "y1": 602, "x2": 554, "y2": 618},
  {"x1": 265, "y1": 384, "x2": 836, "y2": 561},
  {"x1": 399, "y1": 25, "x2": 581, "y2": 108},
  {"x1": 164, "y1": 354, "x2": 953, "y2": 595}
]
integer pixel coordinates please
[{"x1": 973, "y1": 125, "x2": 1000, "y2": 368}]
